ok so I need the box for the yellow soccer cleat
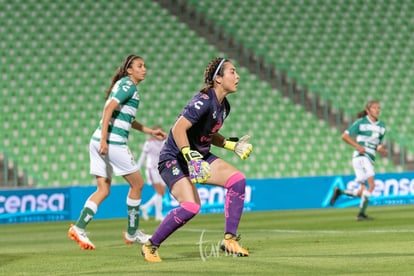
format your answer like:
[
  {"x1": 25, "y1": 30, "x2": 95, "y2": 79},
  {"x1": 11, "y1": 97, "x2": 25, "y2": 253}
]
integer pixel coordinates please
[
  {"x1": 220, "y1": 233, "x2": 249, "y2": 257},
  {"x1": 141, "y1": 241, "x2": 162, "y2": 262}
]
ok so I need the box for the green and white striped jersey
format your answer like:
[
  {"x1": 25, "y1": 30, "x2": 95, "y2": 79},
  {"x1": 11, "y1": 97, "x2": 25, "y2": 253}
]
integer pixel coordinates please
[
  {"x1": 92, "y1": 76, "x2": 140, "y2": 145},
  {"x1": 346, "y1": 116, "x2": 386, "y2": 162}
]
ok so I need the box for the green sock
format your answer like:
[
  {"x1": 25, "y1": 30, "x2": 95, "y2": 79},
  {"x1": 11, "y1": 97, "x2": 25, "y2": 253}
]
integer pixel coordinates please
[
  {"x1": 127, "y1": 205, "x2": 140, "y2": 235},
  {"x1": 75, "y1": 207, "x2": 95, "y2": 229}
]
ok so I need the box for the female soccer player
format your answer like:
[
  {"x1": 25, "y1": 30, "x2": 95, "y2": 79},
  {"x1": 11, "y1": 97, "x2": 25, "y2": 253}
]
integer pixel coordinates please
[
  {"x1": 141, "y1": 57, "x2": 253, "y2": 262},
  {"x1": 330, "y1": 100, "x2": 387, "y2": 221},
  {"x1": 137, "y1": 126, "x2": 167, "y2": 222},
  {"x1": 68, "y1": 55, "x2": 167, "y2": 249}
]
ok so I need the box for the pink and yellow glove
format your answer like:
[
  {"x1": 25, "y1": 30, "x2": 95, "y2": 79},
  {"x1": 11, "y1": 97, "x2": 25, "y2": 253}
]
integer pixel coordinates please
[
  {"x1": 224, "y1": 135, "x2": 253, "y2": 160},
  {"x1": 181, "y1": 147, "x2": 211, "y2": 184}
]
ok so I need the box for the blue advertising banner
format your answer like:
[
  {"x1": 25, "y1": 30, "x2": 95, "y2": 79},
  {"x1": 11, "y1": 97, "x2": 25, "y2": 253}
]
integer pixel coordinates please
[
  {"x1": 0, "y1": 187, "x2": 71, "y2": 224},
  {"x1": 321, "y1": 172, "x2": 414, "y2": 208},
  {"x1": 2, "y1": 171, "x2": 414, "y2": 224},
  {"x1": 69, "y1": 185, "x2": 131, "y2": 220}
]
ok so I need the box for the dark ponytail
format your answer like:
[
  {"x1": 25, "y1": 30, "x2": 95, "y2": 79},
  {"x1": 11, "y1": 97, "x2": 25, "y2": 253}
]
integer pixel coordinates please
[{"x1": 357, "y1": 110, "x2": 368, "y2": 118}]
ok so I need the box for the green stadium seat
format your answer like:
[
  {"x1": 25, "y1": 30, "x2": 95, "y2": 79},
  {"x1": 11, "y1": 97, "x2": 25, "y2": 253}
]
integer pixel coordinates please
[{"x1": 1, "y1": 0, "x2": 406, "y2": 187}]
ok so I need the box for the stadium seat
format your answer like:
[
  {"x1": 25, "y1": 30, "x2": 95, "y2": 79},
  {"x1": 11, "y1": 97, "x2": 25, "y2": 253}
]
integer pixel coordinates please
[
  {"x1": 187, "y1": 0, "x2": 412, "y2": 160},
  {"x1": 1, "y1": 0, "x2": 404, "y2": 187}
]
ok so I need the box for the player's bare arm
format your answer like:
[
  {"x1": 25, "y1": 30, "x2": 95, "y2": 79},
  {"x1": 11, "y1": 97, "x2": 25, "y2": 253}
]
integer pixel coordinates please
[
  {"x1": 341, "y1": 132, "x2": 365, "y2": 154},
  {"x1": 171, "y1": 116, "x2": 192, "y2": 150},
  {"x1": 132, "y1": 121, "x2": 167, "y2": 140},
  {"x1": 100, "y1": 99, "x2": 119, "y2": 155},
  {"x1": 377, "y1": 144, "x2": 388, "y2": 156},
  {"x1": 211, "y1": 132, "x2": 226, "y2": 147}
]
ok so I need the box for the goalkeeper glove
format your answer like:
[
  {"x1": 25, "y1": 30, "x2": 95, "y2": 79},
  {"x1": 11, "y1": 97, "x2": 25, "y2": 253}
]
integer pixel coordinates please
[
  {"x1": 223, "y1": 135, "x2": 253, "y2": 160},
  {"x1": 181, "y1": 147, "x2": 211, "y2": 184}
]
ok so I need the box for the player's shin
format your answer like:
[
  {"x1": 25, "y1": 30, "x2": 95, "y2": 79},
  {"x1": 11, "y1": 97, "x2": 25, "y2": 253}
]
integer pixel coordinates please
[
  {"x1": 224, "y1": 172, "x2": 246, "y2": 235},
  {"x1": 126, "y1": 197, "x2": 141, "y2": 235},
  {"x1": 154, "y1": 194, "x2": 163, "y2": 219},
  {"x1": 76, "y1": 200, "x2": 98, "y2": 229},
  {"x1": 343, "y1": 188, "x2": 359, "y2": 197},
  {"x1": 150, "y1": 202, "x2": 200, "y2": 246},
  {"x1": 359, "y1": 190, "x2": 371, "y2": 214}
]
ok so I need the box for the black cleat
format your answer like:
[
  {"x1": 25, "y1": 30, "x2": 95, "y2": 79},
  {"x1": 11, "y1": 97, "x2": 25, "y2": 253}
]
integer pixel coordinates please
[
  {"x1": 330, "y1": 187, "x2": 341, "y2": 206},
  {"x1": 356, "y1": 213, "x2": 373, "y2": 221}
]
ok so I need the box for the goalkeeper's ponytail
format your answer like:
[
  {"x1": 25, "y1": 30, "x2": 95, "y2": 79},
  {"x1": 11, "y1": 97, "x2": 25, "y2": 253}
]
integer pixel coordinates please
[{"x1": 200, "y1": 57, "x2": 227, "y2": 94}]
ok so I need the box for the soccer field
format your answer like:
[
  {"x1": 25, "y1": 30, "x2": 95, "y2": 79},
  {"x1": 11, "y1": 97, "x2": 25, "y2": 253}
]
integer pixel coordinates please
[{"x1": 1, "y1": 205, "x2": 414, "y2": 275}]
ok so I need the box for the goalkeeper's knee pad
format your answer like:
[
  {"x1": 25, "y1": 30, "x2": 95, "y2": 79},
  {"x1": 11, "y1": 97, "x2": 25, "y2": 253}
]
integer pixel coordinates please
[
  {"x1": 225, "y1": 172, "x2": 246, "y2": 192},
  {"x1": 181, "y1": 202, "x2": 201, "y2": 214}
]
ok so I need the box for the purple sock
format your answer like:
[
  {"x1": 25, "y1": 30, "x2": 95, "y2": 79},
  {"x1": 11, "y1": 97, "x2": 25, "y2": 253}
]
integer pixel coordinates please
[
  {"x1": 224, "y1": 172, "x2": 246, "y2": 236},
  {"x1": 150, "y1": 202, "x2": 200, "y2": 246}
]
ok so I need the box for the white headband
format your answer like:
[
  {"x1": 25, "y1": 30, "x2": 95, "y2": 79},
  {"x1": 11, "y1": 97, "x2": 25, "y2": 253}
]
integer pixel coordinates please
[{"x1": 211, "y1": 58, "x2": 226, "y2": 81}]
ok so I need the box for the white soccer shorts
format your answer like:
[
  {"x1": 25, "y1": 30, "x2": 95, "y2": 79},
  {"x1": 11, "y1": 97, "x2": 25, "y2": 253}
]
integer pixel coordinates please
[
  {"x1": 352, "y1": 156, "x2": 375, "y2": 183},
  {"x1": 145, "y1": 167, "x2": 166, "y2": 186},
  {"x1": 89, "y1": 140, "x2": 139, "y2": 178}
]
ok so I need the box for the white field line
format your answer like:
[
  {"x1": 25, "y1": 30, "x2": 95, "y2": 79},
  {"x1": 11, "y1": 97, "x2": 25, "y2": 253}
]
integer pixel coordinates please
[{"x1": 180, "y1": 228, "x2": 414, "y2": 234}]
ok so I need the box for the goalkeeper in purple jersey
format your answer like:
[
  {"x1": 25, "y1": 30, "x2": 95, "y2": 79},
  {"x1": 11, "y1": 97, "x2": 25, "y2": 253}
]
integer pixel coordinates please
[{"x1": 141, "y1": 58, "x2": 253, "y2": 262}]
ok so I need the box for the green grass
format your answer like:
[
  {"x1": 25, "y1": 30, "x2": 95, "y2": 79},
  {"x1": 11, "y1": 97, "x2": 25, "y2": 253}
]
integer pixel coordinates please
[{"x1": 1, "y1": 205, "x2": 414, "y2": 275}]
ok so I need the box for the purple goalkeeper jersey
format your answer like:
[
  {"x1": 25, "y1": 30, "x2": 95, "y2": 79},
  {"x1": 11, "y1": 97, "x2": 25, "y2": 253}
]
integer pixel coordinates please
[{"x1": 159, "y1": 88, "x2": 231, "y2": 162}]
